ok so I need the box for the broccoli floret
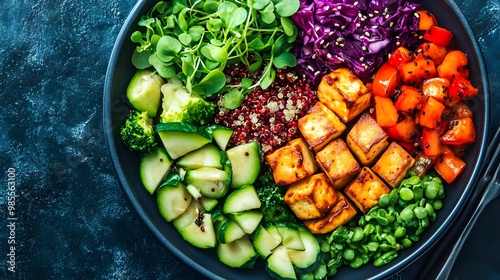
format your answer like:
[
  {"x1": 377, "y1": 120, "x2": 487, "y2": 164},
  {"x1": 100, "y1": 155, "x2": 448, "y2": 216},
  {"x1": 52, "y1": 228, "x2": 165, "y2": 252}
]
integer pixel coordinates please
[
  {"x1": 160, "y1": 77, "x2": 216, "y2": 126},
  {"x1": 256, "y1": 169, "x2": 301, "y2": 227},
  {"x1": 120, "y1": 110, "x2": 157, "y2": 154}
]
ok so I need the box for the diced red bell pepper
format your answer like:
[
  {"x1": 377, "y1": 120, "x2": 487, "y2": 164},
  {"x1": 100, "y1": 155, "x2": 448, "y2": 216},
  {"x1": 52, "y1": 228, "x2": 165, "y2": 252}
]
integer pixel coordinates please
[
  {"x1": 372, "y1": 62, "x2": 400, "y2": 97},
  {"x1": 416, "y1": 10, "x2": 438, "y2": 31},
  {"x1": 437, "y1": 50, "x2": 468, "y2": 81},
  {"x1": 399, "y1": 58, "x2": 436, "y2": 85},
  {"x1": 448, "y1": 76, "x2": 479, "y2": 100},
  {"x1": 397, "y1": 140, "x2": 417, "y2": 154},
  {"x1": 441, "y1": 117, "x2": 476, "y2": 146},
  {"x1": 422, "y1": 77, "x2": 450, "y2": 104},
  {"x1": 374, "y1": 96, "x2": 399, "y2": 127},
  {"x1": 386, "y1": 118, "x2": 418, "y2": 142},
  {"x1": 388, "y1": 46, "x2": 413, "y2": 68},
  {"x1": 422, "y1": 128, "x2": 442, "y2": 157},
  {"x1": 443, "y1": 101, "x2": 474, "y2": 120},
  {"x1": 419, "y1": 97, "x2": 446, "y2": 129},
  {"x1": 433, "y1": 153, "x2": 466, "y2": 183},
  {"x1": 423, "y1": 26, "x2": 454, "y2": 47},
  {"x1": 395, "y1": 85, "x2": 424, "y2": 113},
  {"x1": 416, "y1": 42, "x2": 448, "y2": 65}
]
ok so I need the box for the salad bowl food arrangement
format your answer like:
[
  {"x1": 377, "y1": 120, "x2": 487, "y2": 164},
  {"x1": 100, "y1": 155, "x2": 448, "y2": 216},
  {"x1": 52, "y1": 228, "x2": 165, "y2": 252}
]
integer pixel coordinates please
[{"x1": 104, "y1": 0, "x2": 490, "y2": 279}]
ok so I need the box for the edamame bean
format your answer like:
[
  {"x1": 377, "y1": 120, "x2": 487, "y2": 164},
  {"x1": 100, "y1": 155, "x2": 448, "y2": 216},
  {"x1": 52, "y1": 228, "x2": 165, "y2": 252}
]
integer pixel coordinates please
[{"x1": 400, "y1": 187, "x2": 414, "y2": 201}]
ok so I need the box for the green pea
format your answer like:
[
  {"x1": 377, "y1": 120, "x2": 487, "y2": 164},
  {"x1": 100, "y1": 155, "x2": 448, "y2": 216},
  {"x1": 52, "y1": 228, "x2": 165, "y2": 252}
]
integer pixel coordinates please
[
  {"x1": 327, "y1": 267, "x2": 337, "y2": 277},
  {"x1": 425, "y1": 203, "x2": 435, "y2": 215},
  {"x1": 358, "y1": 216, "x2": 366, "y2": 227},
  {"x1": 425, "y1": 182, "x2": 439, "y2": 199},
  {"x1": 385, "y1": 234, "x2": 397, "y2": 246},
  {"x1": 379, "y1": 194, "x2": 390, "y2": 207},
  {"x1": 394, "y1": 226, "x2": 406, "y2": 238},
  {"x1": 400, "y1": 207, "x2": 414, "y2": 221},
  {"x1": 299, "y1": 273, "x2": 314, "y2": 280},
  {"x1": 374, "y1": 251, "x2": 398, "y2": 267},
  {"x1": 380, "y1": 243, "x2": 391, "y2": 251},
  {"x1": 314, "y1": 262, "x2": 327, "y2": 279},
  {"x1": 408, "y1": 175, "x2": 421, "y2": 185},
  {"x1": 376, "y1": 216, "x2": 389, "y2": 226},
  {"x1": 320, "y1": 241, "x2": 330, "y2": 253},
  {"x1": 414, "y1": 206, "x2": 428, "y2": 219},
  {"x1": 349, "y1": 256, "x2": 364, "y2": 268},
  {"x1": 343, "y1": 248, "x2": 355, "y2": 261},
  {"x1": 352, "y1": 227, "x2": 364, "y2": 242},
  {"x1": 402, "y1": 238, "x2": 413, "y2": 248},
  {"x1": 366, "y1": 241, "x2": 379, "y2": 252},
  {"x1": 413, "y1": 187, "x2": 424, "y2": 201},
  {"x1": 364, "y1": 224, "x2": 375, "y2": 235},
  {"x1": 389, "y1": 189, "x2": 399, "y2": 204},
  {"x1": 400, "y1": 187, "x2": 414, "y2": 201},
  {"x1": 433, "y1": 199, "x2": 443, "y2": 210}
]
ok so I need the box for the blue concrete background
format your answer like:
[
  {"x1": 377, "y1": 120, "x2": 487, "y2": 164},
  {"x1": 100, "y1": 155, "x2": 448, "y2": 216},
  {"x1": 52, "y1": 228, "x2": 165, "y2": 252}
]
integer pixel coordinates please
[{"x1": 0, "y1": 0, "x2": 498, "y2": 279}]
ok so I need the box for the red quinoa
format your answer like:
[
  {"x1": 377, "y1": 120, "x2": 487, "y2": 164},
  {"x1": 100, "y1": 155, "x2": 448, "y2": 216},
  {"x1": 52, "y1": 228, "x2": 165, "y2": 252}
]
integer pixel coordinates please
[{"x1": 214, "y1": 65, "x2": 317, "y2": 155}]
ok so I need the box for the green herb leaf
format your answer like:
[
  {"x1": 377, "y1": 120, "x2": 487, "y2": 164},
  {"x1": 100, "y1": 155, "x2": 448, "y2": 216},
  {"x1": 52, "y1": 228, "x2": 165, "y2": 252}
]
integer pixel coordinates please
[
  {"x1": 188, "y1": 26, "x2": 205, "y2": 42},
  {"x1": 260, "y1": 11, "x2": 276, "y2": 24},
  {"x1": 191, "y1": 69, "x2": 226, "y2": 97},
  {"x1": 149, "y1": 54, "x2": 177, "y2": 78},
  {"x1": 218, "y1": 1, "x2": 238, "y2": 26},
  {"x1": 132, "y1": 49, "x2": 152, "y2": 69},
  {"x1": 280, "y1": 17, "x2": 294, "y2": 36},
  {"x1": 172, "y1": 0, "x2": 188, "y2": 14},
  {"x1": 223, "y1": 89, "x2": 245, "y2": 109},
  {"x1": 178, "y1": 33, "x2": 192, "y2": 46},
  {"x1": 248, "y1": 52, "x2": 263, "y2": 72},
  {"x1": 272, "y1": 51, "x2": 296, "y2": 68},
  {"x1": 274, "y1": 0, "x2": 299, "y2": 17},
  {"x1": 156, "y1": 36, "x2": 182, "y2": 62},
  {"x1": 253, "y1": 0, "x2": 270, "y2": 10},
  {"x1": 203, "y1": 0, "x2": 220, "y2": 13},
  {"x1": 241, "y1": 77, "x2": 253, "y2": 89}
]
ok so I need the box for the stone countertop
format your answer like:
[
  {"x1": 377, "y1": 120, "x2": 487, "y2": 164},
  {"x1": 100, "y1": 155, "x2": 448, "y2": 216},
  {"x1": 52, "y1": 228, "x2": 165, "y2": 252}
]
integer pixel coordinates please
[{"x1": 1, "y1": 0, "x2": 498, "y2": 279}]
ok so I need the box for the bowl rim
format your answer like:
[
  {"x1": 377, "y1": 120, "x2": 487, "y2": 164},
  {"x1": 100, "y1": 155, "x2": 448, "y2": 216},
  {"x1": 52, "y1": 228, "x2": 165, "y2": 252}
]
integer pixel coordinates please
[{"x1": 103, "y1": 0, "x2": 491, "y2": 279}]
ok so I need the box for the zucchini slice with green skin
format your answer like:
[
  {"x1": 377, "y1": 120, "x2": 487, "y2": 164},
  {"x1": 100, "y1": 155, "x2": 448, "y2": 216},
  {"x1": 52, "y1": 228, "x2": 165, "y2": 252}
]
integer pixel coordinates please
[
  {"x1": 226, "y1": 141, "x2": 261, "y2": 188},
  {"x1": 156, "y1": 173, "x2": 192, "y2": 222},
  {"x1": 277, "y1": 225, "x2": 305, "y2": 251},
  {"x1": 156, "y1": 122, "x2": 212, "y2": 159},
  {"x1": 222, "y1": 185, "x2": 262, "y2": 214},
  {"x1": 206, "y1": 125, "x2": 233, "y2": 151},
  {"x1": 184, "y1": 167, "x2": 231, "y2": 199},
  {"x1": 253, "y1": 225, "x2": 281, "y2": 259},
  {"x1": 126, "y1": 69, "x2": 164, "y2": 118},
  {"x1": 217, "y1": 235, "x2": 258, "y2": 268},
  {"x1": 140, "y1": 147, "x2": 173, "y2": 195},
  {"x1": 173, "y1": 200, "x2": 216, "y2": 249},
  {"x1": 218, "y1": 219, "x2": 246, "y2": 244},
  {"x1": 228, "y1": 210, "x2": 263, "y2": 234},
  {"x1": 176, "y1": 143, "x2": 223, "y2": 170},
  {"x1": 266, "y1": 246, "x2": 296, "y2": 280},
  {"x1": 200, "y1": 197, "x2": 218, "y2": 212},
  {"x1": 288, "y1": 228, "x2": 321, "y2": 273}
]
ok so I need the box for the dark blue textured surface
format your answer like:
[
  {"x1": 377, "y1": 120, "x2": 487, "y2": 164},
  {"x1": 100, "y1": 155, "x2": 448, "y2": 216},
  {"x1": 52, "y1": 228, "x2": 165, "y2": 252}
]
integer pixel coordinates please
[{"x1": 0, "y1": 0, "x2": 498, "y2": 279}]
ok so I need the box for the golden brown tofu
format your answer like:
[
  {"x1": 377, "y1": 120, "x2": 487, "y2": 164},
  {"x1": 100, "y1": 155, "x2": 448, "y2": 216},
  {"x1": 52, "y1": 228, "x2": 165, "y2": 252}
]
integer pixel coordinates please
[
  {"x1": 317, "y1": 68, "x2": 371, "y2": 123},
  {"x1": 346, "y1": 112, "x2": 390, "y2": 166},
  {"x1": 265, "y1": 138, "x2": 318, "y2": 186},
  {"x1": 304, "y1": 192, "x2": 358, "y2": 234},
  {"x1": 316, "y1": 138, "x2": 361, "y2": 190},
  {"x1": 372, "y1": 142, "x2": 416, "y2": 188},
  {"x1": 284, "y1": 173, "x2": 339, "y2": 220},
  {"x1": 298, "y1": 102, "x2": 347, "y2": 152},
  {"x1": 344, "y1": 167, "x2": 391, "y2": 214}
]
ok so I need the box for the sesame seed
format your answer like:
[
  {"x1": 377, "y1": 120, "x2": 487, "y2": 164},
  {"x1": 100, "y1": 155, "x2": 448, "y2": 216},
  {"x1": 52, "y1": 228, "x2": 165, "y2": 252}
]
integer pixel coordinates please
[
  {"x1": 324, "y1": 5, "x2": 329, "y2": 11},
  {"x1": 329, "y1": 31, "x2": 335, "y2": 36},
  {"x1": 334, "y1": 23, "x2": 340, "y2": 27},
  {"x1": 414, "y1": 12, "x2": 420, "y2": 18},
  {"x1": 354, "y1": 1, "x2": 358, "y2": 6},
  {"x1": 307, "y1": 65, "x2": 315, "y2": 71},
  {"x1": 389, "y1": 22, "x2": 394, "y2": 27},
  {"x1": 327, "y1": 53, "x2": 332, "y2": 59},
  {"x1": 356, "y1": 23, "x2": 361, "y2": 28},
  {"x1": 360, "y1": 57, "x2": 364, "y2": 62},
  {"x1": 339, "y1": 43, "x2": 344, "y2": 47},
  {"x1": 312, "y1": 54, "x2": 317, "y2": 59},
  {"x1": 362, "y1": 46, "x2": 367, "y2": 51},
  {"x1": 336, "y1": 37, "x2": 343, "y2": 42}
]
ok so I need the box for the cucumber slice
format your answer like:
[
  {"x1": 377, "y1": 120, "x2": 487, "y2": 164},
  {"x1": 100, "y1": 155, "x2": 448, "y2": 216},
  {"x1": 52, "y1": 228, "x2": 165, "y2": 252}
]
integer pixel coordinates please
[
  {"x1": 126, "y1": 69, "x2": 164, "y2": 118},
  {"x1": 253, "y1": 225, "x2": 281, "y2": 259},
  {"x1": 173, "y1": 200, "x2": 216, "y2": 249},
  {"x1": 176, "y1": 144, "x2": 223, "y2": 170},
  {"x1": 266, "y1": 246, "x2": 296, "y2": 280},
  {"x1": 184, "y1": 167, "x2": 231, "y2": 199},
  {"x1": 266, "y1": 225, "x2": 282, "y2": 244},
  {"x1": 277, "y1": 225, "x2": 305, "y2": 251},
  {"x1": 218, "y1": 219, "x2": 246, "y2": 244},
  {"x1": 288, "y1": 228, "x2": 321, "y2": 273},
  {"x1": 206, "y1": 125, "x2": 233, "y2": 151},
  {"x1": 140, "y1": 147, "x2": 173, "y2": 194},
  {"x1": 156, "y1": 173, "x2": 192, "y2": 222},
  {"x1": 157, "y1": 122, "x2": 212, "y2": 159},
  {"x1": 223, "y1": 185, "x2": 262, "y2": 214},
  {"x1": 226, "y1": 141, "x2": 261, "y2": 188},
  {"x1": 200, "y1": 197, "x2": 218, "y2": 212},
  {"x1": 228, "y1": 210, "x2": 263, "y2": 234},
  {"x1": 217, "y1": 235, "x2": 258, "y2": 268}
]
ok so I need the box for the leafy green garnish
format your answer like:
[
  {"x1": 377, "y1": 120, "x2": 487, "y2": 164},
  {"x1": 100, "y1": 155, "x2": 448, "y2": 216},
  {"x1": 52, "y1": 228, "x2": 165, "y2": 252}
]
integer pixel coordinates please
[{"x1": 130, "y1": 0, "x2": 300, "y2": 108}]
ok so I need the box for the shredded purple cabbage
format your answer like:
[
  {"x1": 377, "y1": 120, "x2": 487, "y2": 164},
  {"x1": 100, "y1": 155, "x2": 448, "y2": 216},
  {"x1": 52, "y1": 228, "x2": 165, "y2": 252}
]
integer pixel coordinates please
[{"x1": 291, "y1": 0, "x2": 423, "y2": 85}]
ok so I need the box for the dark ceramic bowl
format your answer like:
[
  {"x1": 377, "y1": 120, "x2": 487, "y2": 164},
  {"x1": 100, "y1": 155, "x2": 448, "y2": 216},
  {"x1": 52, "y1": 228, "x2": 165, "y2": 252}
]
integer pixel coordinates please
[{"x1": 104, "y1": 0, "x2": 490, "y2": 279}]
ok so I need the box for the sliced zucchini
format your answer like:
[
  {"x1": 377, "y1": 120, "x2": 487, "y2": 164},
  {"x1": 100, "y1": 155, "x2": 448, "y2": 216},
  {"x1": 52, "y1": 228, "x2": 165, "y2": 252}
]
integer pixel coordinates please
[
  {"x1": 176, "y1": 144, "x2": 223, "y2": 170},
  {"x1": 206, "y1": 125, "x2": 233, "y2": 151},
  {"x1": 140, "y1": 147, "x2": 173, "y2": 194},
  {"x1": 173, "y1": 200, "x2": 216, "y2": 248},
  {"x1": 184, "y1": 167, "x2": 231, "y2": 199},
  {"x1": 156, "y1": 122, "x2": 212, "y2": 159},
  {"x1": 253, "y1": 225, "x2": 281, "y2": 259},
  {"x1": 266, "y1": 246, "x2": 296, "y2": 280},
  {"x1": 218, "y1": 219, "x2": 246, "y2": 244},
  {"x1": 288, "y1": 228, "x2": 321, "y2": 273},
  {"x1": 217, "y1": 235, "x2": 258, "y2": 268},
  {"x1": 266, "y1": 225, "x2": 282, "y2": 244},
  {"x1": 156, "y1": 173, "x2": 192, "y2": 222},
  {"x1": 223, "y1": 185, "x2": 262, "y2": 214},
  {"x1": 126, "y1": 69, "x2": 164, "y2": 118},
  {"x1": 200, "y1": 197, "x2": 218, "y2": 212},
  {"x1": 228, "y1": 210, "x2": 263, "y2": 234},
  {"x1": 185, "y1": 184, "x2": 203, "y2": 202},
  {"x1": 277, "y1": 225, "x2": 305, "y2": 251},
  {"x1": 226, "y1": 141, "x2": 261, "y2": 188}
]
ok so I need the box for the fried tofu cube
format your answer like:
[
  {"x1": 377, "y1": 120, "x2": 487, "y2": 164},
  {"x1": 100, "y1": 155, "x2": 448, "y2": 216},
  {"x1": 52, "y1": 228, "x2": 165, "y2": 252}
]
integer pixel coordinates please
[
  {"x1": 317, "y1": 68, "x2": 371, "y2": 123},
  {"x1": 316, "y1": 138, "x2": 361, "y2": 190},
  {"x1": 346, "y1": 112, "x2": 390, "y2": 166},
  {"x1": 372, "y1": 142, "x2": 416, "y2": 188},
  {"x1": 344, "y1": 167, "x2": 391, "y2": 214},
  {"x1": 284, "y1": 173, "x2": 339, "y2": 220},
  {"x1": 265, "y1": 138, "x2": 317, "y2": 186},
  {"x1": 298, "y1": 102, "x2": 347, "y2": 152},
  {"x1": 304, "y1": 192, "x2": 358, "y2": 234}
]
